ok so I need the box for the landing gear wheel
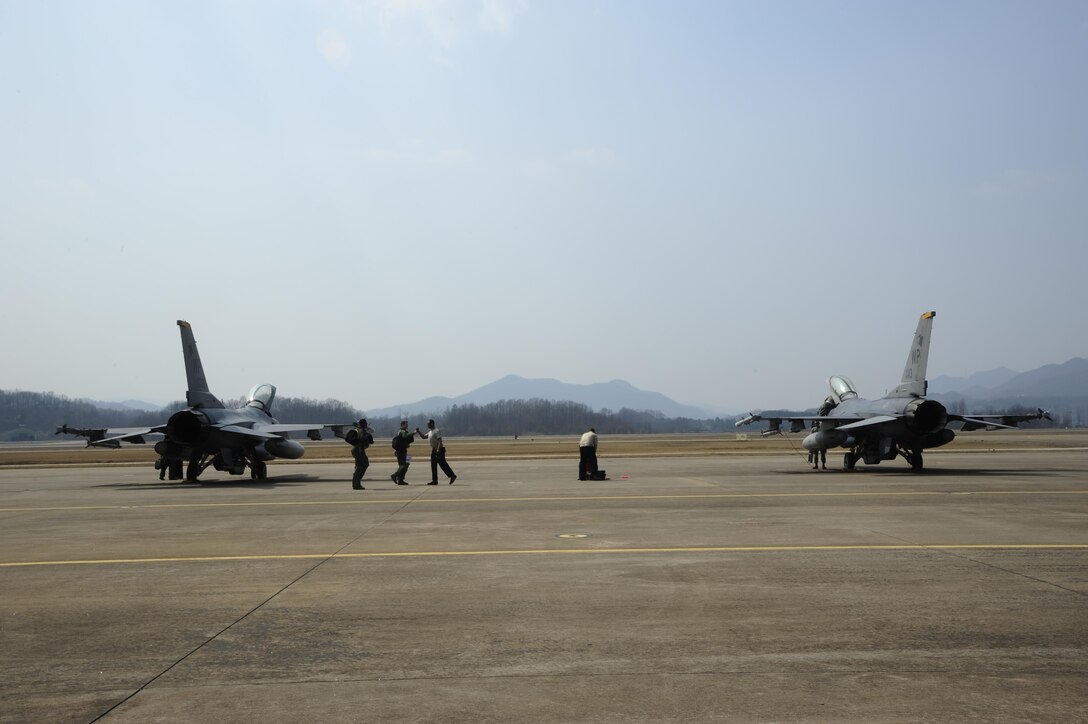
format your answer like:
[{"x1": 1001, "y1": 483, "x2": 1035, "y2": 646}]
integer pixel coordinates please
[
  {"x1": 251, "y1": 461, "x2": 268, "y2": 480},
  {"x1": 843, "y1": 452, "x2": 857, "y2": 471},
  {"x1": 186, "y1": 451, "x2": 203, "y2": 482},
  {"x1": 909, "y1": 451, "x2": 924, "y2": 471}
]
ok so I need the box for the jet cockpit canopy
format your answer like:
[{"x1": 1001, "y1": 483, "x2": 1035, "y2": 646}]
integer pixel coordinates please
[
  {"x1": 246, "y1": 384, "x2": 277, "y2": 412},
  {"x1": 828, "y1": 375, "x2": 858, "y2": 404}
]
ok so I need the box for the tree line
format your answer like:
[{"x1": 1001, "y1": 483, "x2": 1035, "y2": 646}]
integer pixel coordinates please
[
  {"x1": 369, "y1": 399, "x2": 741, "y2": 437},
  {"x1": 0, "y1": 390, "x2": 361, "y2": 441},
  {"x1": 1, "y1": 389, "x2": 1077, "y2": 443},
  {"x1": 2, "y1": 390, "x2": 740, "y2": 441}
]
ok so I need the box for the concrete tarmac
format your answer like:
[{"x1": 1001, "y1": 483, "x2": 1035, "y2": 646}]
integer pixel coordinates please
[{"x1": 2, "y1": 448, "x2": 1087, "y2": 722}]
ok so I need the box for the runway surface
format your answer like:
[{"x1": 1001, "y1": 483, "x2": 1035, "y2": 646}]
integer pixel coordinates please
[{"x1": 2, "y1": 448, "x2": 1087, "y2": 722}]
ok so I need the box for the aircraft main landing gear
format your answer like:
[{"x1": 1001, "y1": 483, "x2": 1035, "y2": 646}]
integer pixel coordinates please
[
  {"x1": 843, "y1": 451, "x2": 858, "y2": 471},
  {"x1": 187, "y1": 451, "x2": 208, "y2": 482},
  {"x1": 905, "y1": 450, "x2": 924, "y2": 471}
]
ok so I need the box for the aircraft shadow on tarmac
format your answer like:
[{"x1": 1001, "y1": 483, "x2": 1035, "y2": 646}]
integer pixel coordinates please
[
  {"x1": 771, "y1": 466, "x2": 1058, "y2": 478},
  {"x1": 94, "y1": 474, "x2": 324, "y2": 490}
]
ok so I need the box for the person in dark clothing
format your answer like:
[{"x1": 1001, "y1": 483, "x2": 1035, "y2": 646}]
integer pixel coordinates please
[
  {"x1": 158, "y1": 456, "x2": 183, "y2": 480},
  {"x1": 808, "y1": 396, "x2": 836, "y2": 470},
  {"x1": 390, "y1": 420, "x2": 417, "y2": 485},
  {"x1": 578, "y1": 428, "x2": 598, "y2": 480},
  {"x1": 350, "y1": 418, "x2": 374, "y2": 489}
]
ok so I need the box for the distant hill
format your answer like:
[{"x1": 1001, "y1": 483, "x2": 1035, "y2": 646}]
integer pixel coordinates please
[
  {"x1": 986, "y1": 358, "x2": 1088, "y2": 399},
  {"x1": 929, "y1": 367, "x2": 1019, "y2": 396},
  {"x1": 933, "y1": 358, "x2": 1088, "y2": 401},
  {"x1": 367, "y1": 375, "x2": 713, "y2": 419},
  {"x1": 929, "y1": 358, "x2": 1088, "y2": 427},
  {"x1": 87, "y1": 399, "x2": 165, "y2": 412}
]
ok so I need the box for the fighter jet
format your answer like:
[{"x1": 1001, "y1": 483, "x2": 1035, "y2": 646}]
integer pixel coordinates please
[
  {"x1": 57, "y1": 321, "x2": 353, "y2": 481},
  {"x1": 736, "y1": 311, "x2": 1049, "y2": 471}
]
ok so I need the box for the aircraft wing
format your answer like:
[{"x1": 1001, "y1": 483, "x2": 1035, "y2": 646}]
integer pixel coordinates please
[
  {"x1": 218, "y1": 424, "x2": 285, "y2": 440},
  {"x1": 56, "y1": 424, "x2": 165, "y2": 448},
  {"x1": 735, "y1": 413, "x2": 866, "y2": 434},
  {"x1": 254, "y1": 423, "x2": 328, "y2": 435},
  {"x1": 835, "y1": 415, "x2": 900, "y2": 431},
  {"x1": 251, "y1": 422, "x2": 357, "y2": 441},
  {"x1": 947, "y1": 409, "x2": 1050, "y2": 432}
]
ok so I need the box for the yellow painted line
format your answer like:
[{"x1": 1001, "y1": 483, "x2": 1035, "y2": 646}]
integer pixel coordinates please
[
  {"x1": 2, "y1": 489, "x2": 1087, "y2": 514},
  {"x1": 3, "y1": 544, "x2": 1087, "y2": 568}
]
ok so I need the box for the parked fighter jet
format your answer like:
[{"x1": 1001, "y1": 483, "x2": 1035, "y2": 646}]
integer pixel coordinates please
[
  {"x1": 736, "y1": 311, "x2": 1049, "y2": 471},
  {"x1": 57, "y1": 321, "x2": 353, "y2": 481}
]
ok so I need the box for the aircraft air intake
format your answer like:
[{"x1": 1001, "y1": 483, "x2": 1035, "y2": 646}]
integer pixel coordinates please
[{"x1": 904, "y1": 399, "x2": 948, "y2": 435}]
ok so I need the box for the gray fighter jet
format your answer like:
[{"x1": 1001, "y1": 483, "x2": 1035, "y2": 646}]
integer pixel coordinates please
[
  {"x1": 58, "y1": 321, "x2": 353, "y2": 481},
  {"x1": 736, "y1": 311, "x2": 1049, "y2": 470}
]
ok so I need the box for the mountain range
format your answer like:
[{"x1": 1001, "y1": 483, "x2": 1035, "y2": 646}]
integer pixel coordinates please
[
  {"x1": 67, "y1": 359, "x2": 1084, "y2": 422},
  {"x1": 367, "y1": 359, "x2": 1087, "y2": 421},
  {"x1": 929, "y1": 357, "x2": 1088, "y2": 402},
  {"x1": 366, "y1": 375, "x2": 718, "y2": 419}
]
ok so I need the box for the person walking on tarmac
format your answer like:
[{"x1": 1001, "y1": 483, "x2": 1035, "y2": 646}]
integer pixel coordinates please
[
  {"x1": 348, "y1": 418, "x2": 374, "y2": 489},
  {"x1": 417, "y1": 418, "x2": 457, "y2": 485},
  {"x1": 390, "y1": 420, "x2": 417, "y2": 485}
]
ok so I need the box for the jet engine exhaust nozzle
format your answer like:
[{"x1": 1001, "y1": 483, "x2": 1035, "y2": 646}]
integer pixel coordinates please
[
  {"x1": 904, "y1": 399, "x2": 948, "y2": 435},
  {"x1": 166, "y1": 410, "x2": 207, "y2": 445}
]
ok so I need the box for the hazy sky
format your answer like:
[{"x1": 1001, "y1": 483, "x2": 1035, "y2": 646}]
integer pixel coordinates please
[{"x1": 2, "y1": 0, "x2": 1086, "y2": 414}]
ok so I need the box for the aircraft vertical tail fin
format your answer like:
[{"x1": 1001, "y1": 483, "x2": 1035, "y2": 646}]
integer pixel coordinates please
[
  {"x1": 177, "y1": 320, "x2": 224, "y2": 408},
  {"x1": 891, "y1": 311, "x2": 935, "y2": 397}
]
